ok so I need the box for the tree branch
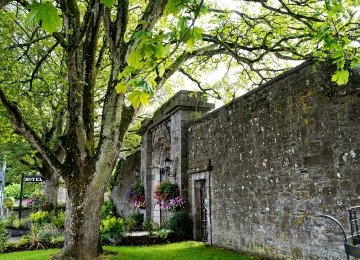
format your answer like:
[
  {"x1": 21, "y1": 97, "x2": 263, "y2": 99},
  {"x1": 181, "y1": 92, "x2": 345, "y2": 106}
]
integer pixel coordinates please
[
  {"x1": 179, "y1": 68, "x2": 222, "y2": 100},
  {"x1": 0, "y1": 88, "x2": 63, "y2": 174},
  {"x1": 8, "y1": 35, "x2": 52, "y2": 49},
  {"x1": 29, "y1": 41, "x2": 59, "y2": 91}
]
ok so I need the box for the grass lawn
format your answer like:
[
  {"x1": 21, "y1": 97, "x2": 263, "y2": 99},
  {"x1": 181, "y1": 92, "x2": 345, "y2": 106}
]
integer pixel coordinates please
[{"x1": 0, "y1": 241, "x2": 262, "y2": 260}]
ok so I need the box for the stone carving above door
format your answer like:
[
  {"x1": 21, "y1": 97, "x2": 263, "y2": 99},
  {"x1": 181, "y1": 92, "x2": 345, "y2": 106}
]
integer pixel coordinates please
[{"x1": 151, "y1": 121, "x2": 171, "y2": 167}]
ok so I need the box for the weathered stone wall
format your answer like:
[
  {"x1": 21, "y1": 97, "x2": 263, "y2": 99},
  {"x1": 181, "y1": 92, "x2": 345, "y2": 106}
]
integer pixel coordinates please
[
  {"x1": 187, "y1": 62, "x2": 360, "y2": 259},
  {"x1": 110, "y1": 151, "x2": 141, "y2": 217}
]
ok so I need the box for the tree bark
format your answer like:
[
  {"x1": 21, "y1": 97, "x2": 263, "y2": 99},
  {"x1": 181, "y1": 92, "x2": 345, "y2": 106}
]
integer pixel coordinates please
[
  {"x1": 57, "y1": 180, "x2": 104, "y2": 259},
  {"x1": 42, "y1": 171, "x2": 60, "y2": 211}
]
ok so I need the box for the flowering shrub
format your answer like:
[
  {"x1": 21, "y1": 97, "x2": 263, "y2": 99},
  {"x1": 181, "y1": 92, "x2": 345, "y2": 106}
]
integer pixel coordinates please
[
  {"x1": 153, "y1": 181, "x2": 186, "y2": 211},
  {"x1": 168, "y1": 195, "x2": 187, "y2": 211},
  {"x1": 126, "y1": 181, "x2": 146, "y2": 208}
]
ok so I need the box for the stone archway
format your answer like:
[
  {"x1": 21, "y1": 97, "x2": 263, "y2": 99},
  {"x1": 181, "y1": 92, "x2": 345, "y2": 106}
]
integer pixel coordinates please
[{"x1": 151, "y1": 120, "x2": 171, "y2": 224}]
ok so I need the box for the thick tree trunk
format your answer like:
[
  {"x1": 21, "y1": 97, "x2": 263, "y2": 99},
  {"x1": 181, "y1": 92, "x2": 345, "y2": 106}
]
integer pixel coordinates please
[
  {"x1": 42, "y1": 172, "x2": 60, "y2": 211},
  {"x1": 57, "y1": 177, "x2": 104, "y2": 260}
]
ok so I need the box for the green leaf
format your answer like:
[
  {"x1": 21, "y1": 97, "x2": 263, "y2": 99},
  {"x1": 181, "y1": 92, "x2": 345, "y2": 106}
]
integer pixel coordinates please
[
  {"x1": 100, "y1": 0, "x2": 115, "y2": 8},
  {"x1": 133, "y1": 80, "x2": 154, "y2": 95},
  {"x1": 350, "y1": 58, "x2": 360, "y2": 69},
  {"x1": 154, "y1": 43, "x2": 171, "y2": 59},
  {"x1": 165, "y1": 0, "x2": 190, "y2": 15},
  {"x1": 331, "y1": 70, "x2": 349, "y2": 85},
  {"x1": 26, "y1": 2, "x2": 61, "y2": 33},
  {"x1": 115, "y1": 82, "x2": 128, "y2": 93},
  {"x1": 158, "y1": 65, "x2": 165, "y2": 77},
  {"x1": 127, "y1": 50, "x2": 143, "y2": 69},
  {"x1": 128, "y1": 90, "x2": 150, "y2": 108},
  {"x1": 186, "y1": 27, "x2": 203, "y2": 51}
]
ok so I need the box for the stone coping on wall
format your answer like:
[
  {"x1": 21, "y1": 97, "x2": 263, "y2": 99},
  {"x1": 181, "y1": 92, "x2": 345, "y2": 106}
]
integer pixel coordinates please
[
  {"x1": 138, "y1": 90, "x2": 215, "y2": 135},
  {"x1": 187, "y1": 60, "x2": 320, "y2": 128}
]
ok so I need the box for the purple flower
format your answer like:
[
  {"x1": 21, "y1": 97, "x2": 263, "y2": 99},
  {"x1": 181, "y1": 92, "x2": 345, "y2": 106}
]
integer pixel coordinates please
[{"x1": 168, "y1": 196, "x2": 187, "y2": 211}]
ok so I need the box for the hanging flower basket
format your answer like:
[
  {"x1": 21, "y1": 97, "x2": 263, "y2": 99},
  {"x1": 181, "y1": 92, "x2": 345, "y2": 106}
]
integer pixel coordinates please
[
  {"x1": 125, "y1": 181, "x2": 146, "y2": 208},
  {"x1": 153, "y1": 181, "x2": 186, "y2": 211}
]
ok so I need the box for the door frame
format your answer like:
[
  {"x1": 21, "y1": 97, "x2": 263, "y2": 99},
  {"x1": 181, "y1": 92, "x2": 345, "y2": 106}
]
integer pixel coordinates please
[{"x1": 190, "y1": 171, "x2": 212, "y2": 244}]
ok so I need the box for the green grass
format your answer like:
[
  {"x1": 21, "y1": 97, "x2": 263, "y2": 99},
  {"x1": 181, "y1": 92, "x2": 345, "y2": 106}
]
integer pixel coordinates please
[
  {"x1": 0, "y1": 248, "x2": 60, "y2": 260},
  {"x1": 0, "y1": 241, "x2": 261, "y2": 260}
]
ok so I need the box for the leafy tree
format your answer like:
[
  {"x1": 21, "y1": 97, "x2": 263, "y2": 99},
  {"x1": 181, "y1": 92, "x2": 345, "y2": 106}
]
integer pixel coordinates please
[{"x1": 0, "y1": 0, "x2": 358, "y2": 259}]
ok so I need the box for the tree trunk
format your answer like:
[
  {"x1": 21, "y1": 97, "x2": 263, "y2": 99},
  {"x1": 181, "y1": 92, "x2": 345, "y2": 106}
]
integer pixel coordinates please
[
  {"x1": 42, "y1": 171, "x2": 60, "y2": 211},
  {"x1": 56, "y1": 177, "x2": 104, "y2": 260}
]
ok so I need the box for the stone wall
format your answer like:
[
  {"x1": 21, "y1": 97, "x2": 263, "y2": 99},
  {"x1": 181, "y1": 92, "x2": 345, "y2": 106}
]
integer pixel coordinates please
[
  {"x1": 110, "y1": 151, "x2": 141, "y2": 217},
  {"x1": 186, "y1": 62, "x2": 360, "y2": 259}
]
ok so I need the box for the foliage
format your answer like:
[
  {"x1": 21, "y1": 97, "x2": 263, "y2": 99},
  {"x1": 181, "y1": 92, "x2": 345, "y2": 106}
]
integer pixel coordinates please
[
  {"x1": 3, "y1": 197, "x2": 14, "y2": 209},
  {"x1": 18, "y1": 218, "x2": 32, "y2": 230},
  {"x1": 24, "y1": 224, "x2": 44, "y2": 250},
  {"x1": 26, "y1": 2, "x2": 61, "y2": 33},
  {"x1": 49, "y1": 211, "x2": 65, "y2": 228},
  {"x1": 4, "y1": 183, "x2": 38, "y2": 200},
  {"x1": 154, "y1": 229, "x2": 171, "y2": 239},
  {"x1": 29, "y1": 211, "x2": 50, "y2": 225},
  {"x1": 143, "y1": 220, "x2": 158, "y2": 235},
  {"x1": 124, "y1": 217, "x2": 136, "y2": 233},
  {"x1": 10, "y1": 219, "x2": 20, "y2": 229},
  {"x1": 37, "y1": 223, "x2": 62, "y2": 242},
  {"x1": 4, "y1": 184, "x2": 21, "y2": 199},
  {"x1": 127, "y1": 211, "x2": 144, "y2": 227},
  {"x1": 0, "y1": 218, "x2": 8, "y2": 253},
  {"x1": 3, "y1": 214, "x2": 30, "y2": 230},
  {"x1": 167, "y1": 211, "x2": 193, "y2": 239},
  {"x1": 28, "y1": 191, "x2": 45, "y2": 209},
  {"x1": 4, "y1": 214, "x2": 17, "y2": 229},
  {"x1": 100, "y1": 217, "x2": 125, "y2": 244},
  {"x1": 100, "y1": 200, "x2": 117, "y2": 220},
  {"x1": 126, "y1": 182, "x2": 146, "y2": 208},
  {"x1": 153, "y1": 181, "x2": 180, "y2": 210}
]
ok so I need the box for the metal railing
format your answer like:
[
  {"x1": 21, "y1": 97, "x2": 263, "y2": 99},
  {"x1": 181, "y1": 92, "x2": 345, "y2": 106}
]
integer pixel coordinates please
[{"x1": 319, "y1": 206, "x2": 360, "y2": 260}]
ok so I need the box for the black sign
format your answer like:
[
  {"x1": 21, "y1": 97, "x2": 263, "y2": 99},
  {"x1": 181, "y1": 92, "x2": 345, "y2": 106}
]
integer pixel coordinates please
[{"x1": 24, "y1": 175, "x2": 45, "y2": 182}]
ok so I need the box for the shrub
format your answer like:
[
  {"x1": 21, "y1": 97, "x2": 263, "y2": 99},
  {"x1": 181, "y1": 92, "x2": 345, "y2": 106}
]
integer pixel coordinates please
[
  {"x1": 0, "y1": 218, "x2": 8, "y2": 253},
  {"x1": 50, "y1": 211, "x2": 65, "y2": 228},
  {"x1": 100, "y1": 200, "x2": 116, "y2": 220},
  {"x1": 4, "y1": 214, "x2": 17, "y2": 228},
  {"x1": 4, "y1": 183, "x2": 33, "y2": 199},
  {"x1": 167, "y1": 211, "x2": 193, "y2": 239},
  {"x1": 154, "y1": 229, "x2": 170, "y2": 239},
  {"x1": 37, "y1": 223, "x2": 61, "y2": 241},
  {"x1": 143, "y1": 220, "x2": 158, "y2": 234},
  {"x1": 3, "y1": 197, "x2": 14, "y2": 210},
  {"x1": 25, "y1": 224, "x2": 44, "y2": 250},
  {"x1": 124, "y1": 217, "x2": 136, "y2": 233},
  {"x1": 4, "y1": 183, "x2": 21, "y2": 199},
  {"x1": 29, "y1": 211, "x2": 50, "y2": 225},
  {"x1": 11, "y1": 219, "x2": 20, "y2": 229},
  {"x1": 19, "y1": 218, "x2": 32, "y2": 229},
  {"x1": 100, "y1": 217, "x2": 125, "y2": 244},
  {"x1": 3, "y1": 214, "x2": 30, "y2": 229},
  {"x1": 128, "y1": 211, "x2": 144, "y2": 226}
]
